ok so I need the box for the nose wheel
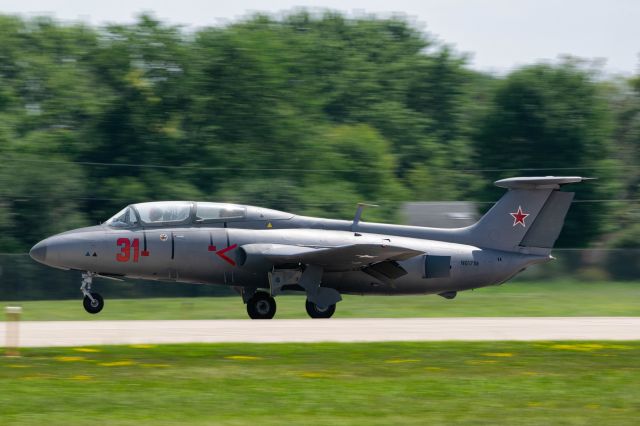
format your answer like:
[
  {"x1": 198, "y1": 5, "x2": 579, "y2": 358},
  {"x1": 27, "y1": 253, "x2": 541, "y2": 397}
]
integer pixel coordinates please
[
  {"x1": 246, "y1": 292, "x2": 276, "y2": 319},
  {"x1": 83, "y1": 293, "x2": 104, "y2": 314},
  {"x1": 80, "y1": 272, "x2": 104, "y2": 314}
]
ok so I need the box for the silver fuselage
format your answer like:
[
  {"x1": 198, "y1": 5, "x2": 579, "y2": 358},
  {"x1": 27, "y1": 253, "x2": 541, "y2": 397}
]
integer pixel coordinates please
[{"x1": 31, "y1": 212, "x2": 549, "y2": 295}]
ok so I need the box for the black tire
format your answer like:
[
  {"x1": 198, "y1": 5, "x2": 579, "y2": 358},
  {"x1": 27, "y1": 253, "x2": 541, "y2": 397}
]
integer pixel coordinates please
[
  {"x1": 247, "y1": 292, "x2": 276, "y2": 320},
  {"x1": 83, "y1": 292, "x2": 104, "y2": 314},
  {"x1": 305, "y1": 300, "x2": 336, "y2": 319}
]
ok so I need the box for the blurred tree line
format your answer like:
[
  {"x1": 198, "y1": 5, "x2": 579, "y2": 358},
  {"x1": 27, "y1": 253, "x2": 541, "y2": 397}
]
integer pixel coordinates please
[{"x1": 0, "y1": 11, "x2": 637, "y2": 254}]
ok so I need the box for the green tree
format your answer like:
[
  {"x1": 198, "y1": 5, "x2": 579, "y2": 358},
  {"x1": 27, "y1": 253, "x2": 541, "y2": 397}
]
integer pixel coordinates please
[
  {"x1": 474, "y1": 62, "x2": 619, "y2": 247},
  {"x1": 602, "y1": 73, "x2": 640, "y2": 246},
  {"x1": 0, "y1": 11, "x2": 630, "y2": 256}
]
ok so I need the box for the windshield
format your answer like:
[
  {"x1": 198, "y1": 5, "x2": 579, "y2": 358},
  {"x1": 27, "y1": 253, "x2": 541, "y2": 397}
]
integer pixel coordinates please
[
  {"x1": 134, "y1": 201, "x2": 192, "y2": 224},
  {"x1": 195, "y1": 203, "x2": 246, "y2": 221},
  {"x1": 106, "y1": 206, "x2": 139, "y2": 228}
]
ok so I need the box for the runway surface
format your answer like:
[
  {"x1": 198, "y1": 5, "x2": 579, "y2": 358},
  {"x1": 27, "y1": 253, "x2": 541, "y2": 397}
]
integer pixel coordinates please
[{"x1": 2, "y1": 317, "x2": 640, "y2": 347}]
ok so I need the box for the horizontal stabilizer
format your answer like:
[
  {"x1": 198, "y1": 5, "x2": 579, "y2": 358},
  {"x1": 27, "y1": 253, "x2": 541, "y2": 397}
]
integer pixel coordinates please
[{"x1": 495, "y1": 176, "x2": 592, "y2": 189}]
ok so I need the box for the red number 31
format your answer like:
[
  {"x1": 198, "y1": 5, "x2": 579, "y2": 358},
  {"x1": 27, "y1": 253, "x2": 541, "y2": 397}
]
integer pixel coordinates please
[{"x1": 116, "y1": 238, "x2": 140, "y2": 262}]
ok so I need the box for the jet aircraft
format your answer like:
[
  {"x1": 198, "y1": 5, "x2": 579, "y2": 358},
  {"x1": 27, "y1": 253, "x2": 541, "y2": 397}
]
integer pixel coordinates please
[{"x1": 30, "y1": 176, "x2": 587, "y2": 319}]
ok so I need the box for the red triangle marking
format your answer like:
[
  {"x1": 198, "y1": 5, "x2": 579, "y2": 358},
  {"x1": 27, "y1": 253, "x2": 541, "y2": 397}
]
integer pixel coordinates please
[{"x1": 216, "y1": 244, "x2": 237, "y2": 266}]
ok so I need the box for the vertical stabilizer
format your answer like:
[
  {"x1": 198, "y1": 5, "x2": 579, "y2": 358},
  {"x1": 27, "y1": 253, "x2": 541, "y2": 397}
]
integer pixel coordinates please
[{"x1": 467, "y1": 176, "x2": 587, "y2": 252}]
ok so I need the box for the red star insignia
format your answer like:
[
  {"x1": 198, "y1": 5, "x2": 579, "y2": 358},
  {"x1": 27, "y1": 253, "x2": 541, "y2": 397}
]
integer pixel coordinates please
[{"x1": 510, "y1": 206, "x2": 530, "y2": 227}]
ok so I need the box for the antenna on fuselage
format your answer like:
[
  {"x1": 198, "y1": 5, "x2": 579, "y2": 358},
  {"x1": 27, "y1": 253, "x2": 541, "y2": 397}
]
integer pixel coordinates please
[{"x1": 352, "y1": 203, "x2": 378, "y2": 235}]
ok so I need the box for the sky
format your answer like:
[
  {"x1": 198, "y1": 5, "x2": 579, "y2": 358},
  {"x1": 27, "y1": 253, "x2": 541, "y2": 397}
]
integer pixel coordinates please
[{"x1": 0, "y1": 0, "x2": 638, "y2": 75}]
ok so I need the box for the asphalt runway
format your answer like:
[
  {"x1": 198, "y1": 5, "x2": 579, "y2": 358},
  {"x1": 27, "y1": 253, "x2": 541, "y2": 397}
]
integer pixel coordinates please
[{"x1": 2, "y1": 317, "x2": 640, "y2": 347}]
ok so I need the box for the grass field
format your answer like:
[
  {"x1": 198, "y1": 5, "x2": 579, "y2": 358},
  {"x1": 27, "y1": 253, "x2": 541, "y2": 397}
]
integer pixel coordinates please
[
  {"x1": 1, "y1": 341, "x2": 639, "y2": 425},
  {"x1": 2, "y1": 280, "x2": 639, "y2": 320}
]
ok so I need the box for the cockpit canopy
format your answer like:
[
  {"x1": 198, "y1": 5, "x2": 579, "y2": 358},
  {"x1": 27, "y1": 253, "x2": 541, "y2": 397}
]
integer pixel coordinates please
[
  {"x1": 194, "y1": 202, "x2": 246, "y2": 221},
  {"x1": 136, "y1": 201, "x2": 192, "y2": 224},
  {"x1": 105, "y1": 206, "x2": 139, "y2": 228},
  {"x1": 105, "y1": 201, "x2": 249, "y2": 228}
]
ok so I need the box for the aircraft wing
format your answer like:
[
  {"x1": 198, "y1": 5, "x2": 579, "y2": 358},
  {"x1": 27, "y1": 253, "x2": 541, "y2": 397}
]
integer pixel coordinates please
[{"x1": 239, "y1": 243, "x2": 423, "y2": 272}]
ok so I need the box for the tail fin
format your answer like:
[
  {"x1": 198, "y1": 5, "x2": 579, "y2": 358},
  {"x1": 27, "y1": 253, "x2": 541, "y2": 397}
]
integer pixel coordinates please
[{"x1": 468, "y1": 176, "x2": 589, "y2": 252}]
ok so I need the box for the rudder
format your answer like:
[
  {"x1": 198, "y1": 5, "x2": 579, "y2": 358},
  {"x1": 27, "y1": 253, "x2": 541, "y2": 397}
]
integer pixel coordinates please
[{"x1": 520, "y1": 191, "x2": 575, "y2": 248}]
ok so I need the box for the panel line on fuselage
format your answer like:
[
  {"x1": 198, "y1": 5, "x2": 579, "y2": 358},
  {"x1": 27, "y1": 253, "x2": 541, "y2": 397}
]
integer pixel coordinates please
[{"x1": 141, "y1": 231, "x2": 149, "y2": 256}]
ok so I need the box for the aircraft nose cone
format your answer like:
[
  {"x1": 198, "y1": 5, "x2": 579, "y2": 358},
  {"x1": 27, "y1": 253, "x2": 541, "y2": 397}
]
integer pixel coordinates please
[{"x1": 29, "y1": 241, "x2": 48, "y2": 264}]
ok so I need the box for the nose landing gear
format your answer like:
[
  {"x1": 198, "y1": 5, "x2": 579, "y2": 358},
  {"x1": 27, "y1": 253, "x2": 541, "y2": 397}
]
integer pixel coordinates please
[{"x1": 81, "y1": 272, "x2": 104, "y2": 314}]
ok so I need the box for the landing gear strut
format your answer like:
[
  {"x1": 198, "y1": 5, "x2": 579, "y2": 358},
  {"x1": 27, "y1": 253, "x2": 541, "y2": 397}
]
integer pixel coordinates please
[
  {"x1": 246, "y1": 292, "x2": 276, "y2": 320},
  {"x1": 305, "y1": 300, "x2": 336, "y2": 319},
  {"x1": 81, "y1": 272, "x2": 104, "y2": 314}
]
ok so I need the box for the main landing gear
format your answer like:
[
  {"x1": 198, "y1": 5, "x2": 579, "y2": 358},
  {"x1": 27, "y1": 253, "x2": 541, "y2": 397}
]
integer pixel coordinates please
[
  {"x1": 246, "y1": 292, "x2": 277, "y2": 320},
  {"x1": 81, "y1": 272, "x2": 104, "y2": 314},
  {"x1": 244, "y1": 291, "x2": 338, "y2": 320},
  {"x1": 305, "y1": 300, "x2": 336, "y2": 319}
]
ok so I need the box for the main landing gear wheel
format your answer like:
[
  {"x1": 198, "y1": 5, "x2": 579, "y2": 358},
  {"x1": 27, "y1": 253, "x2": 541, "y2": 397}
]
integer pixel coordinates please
[
  {"x1": 305, "y1": 300, "x2": 336, "y2": 319},
  {"x1": 247, "y1": 292, "x2": 277, "y2": 320},
  {"x1": 83, "y1": 292, "x2": 104, "y2": 314}
]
